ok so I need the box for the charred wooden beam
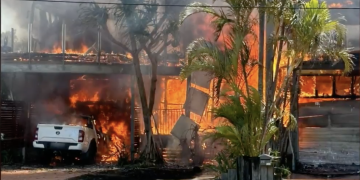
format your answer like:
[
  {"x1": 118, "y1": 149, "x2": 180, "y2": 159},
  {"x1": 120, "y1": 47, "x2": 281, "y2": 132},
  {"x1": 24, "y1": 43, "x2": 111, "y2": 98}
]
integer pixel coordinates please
[
  {"x1": 300, "y1": 95, "x2": 360, "y2": 99},
  {"x1": 301, "y1": 60, "x2": 359, "y2": 70},
  {"x1": 331, "y1": 76, "x2": 336, "y2": 96},
  {"x1": 300, "y1": 69, "x2": 360, "y2": 76},
  {"x1": 299, "y1": 52, "x2": 359, "y2": 73},
  {"x1": 351, "y1": 76, "x2": 355, "y2": 96}
]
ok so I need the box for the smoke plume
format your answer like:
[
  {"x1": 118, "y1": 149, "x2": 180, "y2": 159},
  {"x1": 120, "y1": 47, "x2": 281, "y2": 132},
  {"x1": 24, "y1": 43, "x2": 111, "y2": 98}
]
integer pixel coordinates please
[{"x1": 326, "y1": 0, "x2": 360, "y2": 49}]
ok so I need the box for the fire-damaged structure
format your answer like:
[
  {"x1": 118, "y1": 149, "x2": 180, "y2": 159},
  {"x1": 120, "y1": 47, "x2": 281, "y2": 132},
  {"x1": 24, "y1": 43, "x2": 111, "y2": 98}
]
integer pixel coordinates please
[
  {"x1": 0, "y1": 0, "x2": 212, "y2": 165},
  {"x1": 292, "y1": 50, "x2": 360, "y2": 167},
  {"x1": 2, "y1": 0, "x2": 359, "y2": 169}
]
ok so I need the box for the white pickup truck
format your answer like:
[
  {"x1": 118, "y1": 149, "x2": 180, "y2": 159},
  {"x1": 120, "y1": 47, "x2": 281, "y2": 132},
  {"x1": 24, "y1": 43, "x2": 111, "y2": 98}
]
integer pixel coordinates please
[{"x1": 33, "y1": 115, "x2": 99, "y2": 164}]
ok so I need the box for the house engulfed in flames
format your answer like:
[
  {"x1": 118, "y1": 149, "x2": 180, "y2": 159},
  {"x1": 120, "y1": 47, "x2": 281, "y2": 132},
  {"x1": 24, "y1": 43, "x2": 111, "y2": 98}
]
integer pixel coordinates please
[{"x1": 1, "y1": 0, "x2": 359, "y2": 168}]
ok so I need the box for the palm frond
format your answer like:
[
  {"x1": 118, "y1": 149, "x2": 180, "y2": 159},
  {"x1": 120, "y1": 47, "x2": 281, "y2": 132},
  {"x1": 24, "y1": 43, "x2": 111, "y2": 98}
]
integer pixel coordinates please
[
  {"x1": 78, "y1": 3, "x2": 109, "y2": 27},
  {"x1": 180, "y1": 38, "x2": 229, "y2": 80},
  {"x1": 179, "y1": 2, "x2": 222, "y2": 25},
  {"x1": 288, "y1": 0, "x2": 354, "y2": 72}
]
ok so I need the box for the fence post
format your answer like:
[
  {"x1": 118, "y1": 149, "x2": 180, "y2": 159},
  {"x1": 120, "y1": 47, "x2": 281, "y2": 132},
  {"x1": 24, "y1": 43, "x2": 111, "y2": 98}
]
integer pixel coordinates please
[
  {"x1": 251, "y1": 157, "x2": 260, "y2": 180},
  {"x1": 237, "y1": 156, "x2": 245, "y2": 180},
  {"x1": 221, "y1": 173, "x2": 228, "y2": 180},
  {"x1": 228, "y1": 169, "x2": 237, "y2": 180},
  {"x1": 259, "y1": 154, "x2": 274, "y2": 180}
]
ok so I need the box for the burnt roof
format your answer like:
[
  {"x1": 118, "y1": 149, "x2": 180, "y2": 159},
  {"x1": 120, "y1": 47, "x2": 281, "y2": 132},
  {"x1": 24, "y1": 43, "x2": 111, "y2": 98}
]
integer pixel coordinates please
[{"x1": 301, "y1": 52, "x2": 360, "y2": 72}]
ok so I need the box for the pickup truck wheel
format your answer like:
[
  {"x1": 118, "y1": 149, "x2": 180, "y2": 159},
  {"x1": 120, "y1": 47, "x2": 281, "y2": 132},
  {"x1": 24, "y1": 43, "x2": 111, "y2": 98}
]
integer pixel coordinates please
[{"x1": 81, "y1": 141, "x2": 97, "y2": 164}]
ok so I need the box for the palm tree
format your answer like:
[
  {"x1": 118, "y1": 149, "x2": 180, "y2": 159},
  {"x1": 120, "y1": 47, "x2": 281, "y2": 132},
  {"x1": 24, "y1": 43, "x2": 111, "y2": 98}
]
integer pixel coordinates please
[
  {"x1": 78, "y1": 0, "x2": 181, "y2": 162},
  {"x1": 265, "y1": 0, "x2": 354, "y2": 114},
  {"x1": 179, "y1": 0, "x2": 261, "y2": 98},
  {"x1": 179, "y1": 0, "x2": 354, "y2": 167},
  {"x1": 261, "y1": 0, "x2": 355, "y2": 166},
  {"x1": 177, "y1": 0, "x2": 286, "y2": 160},
  {"x1": 203, "y1": 84, "x2": 286, "y2": 157}
]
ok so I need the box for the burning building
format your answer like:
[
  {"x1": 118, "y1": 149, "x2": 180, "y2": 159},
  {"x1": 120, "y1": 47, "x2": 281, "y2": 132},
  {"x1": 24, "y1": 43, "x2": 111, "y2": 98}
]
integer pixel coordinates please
[
  {"x1": 1, "y1": 0, "x2": 359, "y2": 168},
  {"x1": 294, "y1": 50, "x2": 360, "y2": 166}
]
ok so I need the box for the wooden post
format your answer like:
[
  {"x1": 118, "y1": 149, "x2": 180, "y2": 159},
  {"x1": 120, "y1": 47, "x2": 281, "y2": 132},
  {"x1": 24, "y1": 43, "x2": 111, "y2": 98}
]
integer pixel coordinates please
[
  {"x1": 331, "y1": 76, "x2": 336, "y2": 96},
  {"x1": 185, "y1": 75, "x2": 191, "y2": 117},
  {"x1": 314, "y1": 76, "x2": 318, "y2": 97},
  {"x1": 237, "y1": 157, "x2": 244, "y2": 180},
  {"x1": 237, "y1": 156, "x2": 251, "y2": 180},
  {"x1": 259, "y1": 154, "x2": 274, "y2": 180},
  {"x1": 228, "y1": 169, "x2": 237, "y2": 180},
  {"x1": 221, "y1": 173, "x2": 228, "y2": 180},
  {"x1": 350, "y1": 76, "x2": 355, "y2": 98},
  {"x1": 251, "y1": 157, "x2": 260, "y2": 180}
]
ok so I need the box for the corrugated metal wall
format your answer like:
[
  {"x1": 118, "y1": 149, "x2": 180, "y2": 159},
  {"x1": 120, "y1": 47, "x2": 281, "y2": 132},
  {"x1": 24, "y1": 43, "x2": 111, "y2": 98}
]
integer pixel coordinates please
[
  {"x1": 298, "y1": 100, "x2": 360, "y2": 165},
  {"x1": 0, "y1": 100, "x2": 27, "y2": 150}
]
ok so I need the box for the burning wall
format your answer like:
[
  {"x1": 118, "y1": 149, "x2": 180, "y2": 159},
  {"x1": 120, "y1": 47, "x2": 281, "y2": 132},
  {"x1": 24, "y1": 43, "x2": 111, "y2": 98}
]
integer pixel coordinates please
[{"x1": 299, "y1": 76, "x2": 360, "y2": 103}]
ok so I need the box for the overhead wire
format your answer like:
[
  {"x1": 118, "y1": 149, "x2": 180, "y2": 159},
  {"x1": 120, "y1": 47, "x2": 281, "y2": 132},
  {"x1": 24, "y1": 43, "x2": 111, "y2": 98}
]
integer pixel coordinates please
[{"x1": 16, "y1": 0, "x2": 360, "y2": 9}]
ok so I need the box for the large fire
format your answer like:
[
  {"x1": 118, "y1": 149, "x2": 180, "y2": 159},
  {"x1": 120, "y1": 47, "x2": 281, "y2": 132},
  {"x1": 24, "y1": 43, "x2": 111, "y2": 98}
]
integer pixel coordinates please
[
  {"x1": 328, "y1": 0, "x2": 353, "y2": 8},
  {"x1": 32, "y1": 6, "x2": 357, "y2": 163},
  {"x1": 41, "y1": 43, "x2": 90, "y2": 54},
  {"x1": 69, "y1": 75, "x2": 131, "y2": 162}
]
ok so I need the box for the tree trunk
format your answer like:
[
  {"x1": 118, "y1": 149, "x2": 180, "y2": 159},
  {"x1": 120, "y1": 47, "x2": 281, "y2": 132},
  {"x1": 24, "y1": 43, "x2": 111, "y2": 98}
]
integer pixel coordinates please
[
  {"x1": 128, "y1": 35, "x2": 151, "y2": 144},
  {"x1": 148, "y1": 60, "x2": 158, "y2": 115},
  {"x1": 289, "y1": 68, "x2": 300, "y2": 170},
  {"x1": 132, "y1": 56, "x2": 150, "y2": 141},
  {"x1": 258, "y1": 0, "x2": 265, "y2": 99}
]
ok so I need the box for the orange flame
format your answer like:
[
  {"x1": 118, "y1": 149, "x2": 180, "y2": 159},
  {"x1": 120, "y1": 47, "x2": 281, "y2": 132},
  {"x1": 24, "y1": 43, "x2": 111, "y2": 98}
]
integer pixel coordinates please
[
  {"x1": 345, "y1": 0, "x2": 353, "y2": 5},
  {"x1": 41, "y1": 43, "x2": 89, "y2": 54},
  {"x1": 328, "y1": 3, "x2": 343, "y2": 8},
  {"x1": 69, "y1": 75, "x2": 130, "y2": 162}
]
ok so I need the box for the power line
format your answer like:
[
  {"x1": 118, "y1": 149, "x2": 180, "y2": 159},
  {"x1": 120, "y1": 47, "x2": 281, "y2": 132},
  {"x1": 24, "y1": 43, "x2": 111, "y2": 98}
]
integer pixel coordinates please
[{"x1": 17, "y1": 0, "x2": 360, "y2": 9}]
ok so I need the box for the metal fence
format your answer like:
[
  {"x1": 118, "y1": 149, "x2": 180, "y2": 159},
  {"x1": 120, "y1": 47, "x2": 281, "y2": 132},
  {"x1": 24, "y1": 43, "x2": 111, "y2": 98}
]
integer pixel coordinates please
[
  {"x1": 0, "y1": 100, "x2": 27, "y2": 150},
  {"x1": 134, "y1": 108, "x2": 214, "y2": 135}
]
